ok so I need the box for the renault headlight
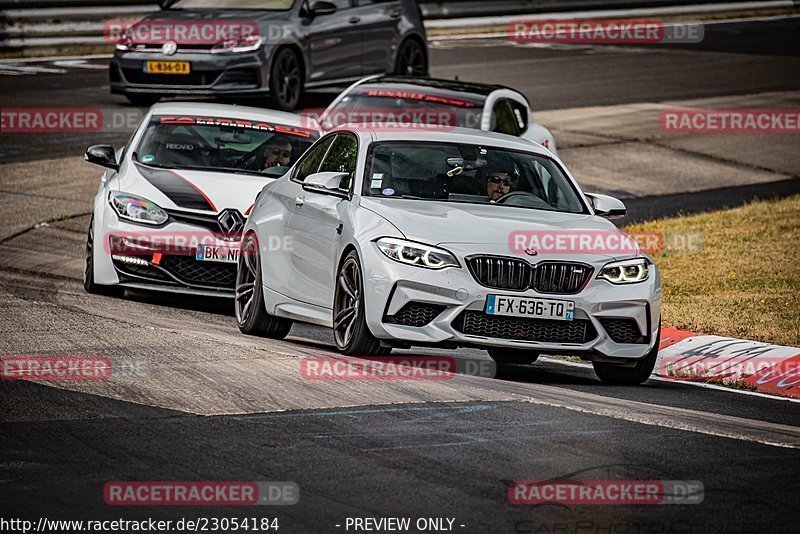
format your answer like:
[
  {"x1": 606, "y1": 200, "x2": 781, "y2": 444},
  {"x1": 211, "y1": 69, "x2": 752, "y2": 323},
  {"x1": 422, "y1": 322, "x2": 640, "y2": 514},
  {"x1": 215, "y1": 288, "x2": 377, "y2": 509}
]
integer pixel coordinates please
[
  {"x1": 376, "y1": 238, "x2": 459, "y2": 270},
  {"x1": 598, "y1": 258, "x2": 649, "y2": 284},
  {"x1": 109, "y1": 192, "x2": 168, "y2": 226}
]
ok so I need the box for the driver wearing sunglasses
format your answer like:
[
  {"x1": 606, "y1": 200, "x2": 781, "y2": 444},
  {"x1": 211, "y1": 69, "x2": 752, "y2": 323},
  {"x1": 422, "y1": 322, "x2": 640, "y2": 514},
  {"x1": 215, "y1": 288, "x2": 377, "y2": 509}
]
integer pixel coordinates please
[
  {"x1": 261, "y1": 135, "x2": 293, "y2": 169},
  {"x1": 484, "y1": 168, "x2": 515, "y2": 202}
]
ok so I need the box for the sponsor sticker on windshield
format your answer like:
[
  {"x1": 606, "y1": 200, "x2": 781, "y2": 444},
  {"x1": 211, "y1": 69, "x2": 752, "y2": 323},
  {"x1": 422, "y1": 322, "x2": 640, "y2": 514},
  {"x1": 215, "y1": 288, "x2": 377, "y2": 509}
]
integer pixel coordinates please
[{"x1": 158, "y1": 116, "x2": 315, "y2": 138}]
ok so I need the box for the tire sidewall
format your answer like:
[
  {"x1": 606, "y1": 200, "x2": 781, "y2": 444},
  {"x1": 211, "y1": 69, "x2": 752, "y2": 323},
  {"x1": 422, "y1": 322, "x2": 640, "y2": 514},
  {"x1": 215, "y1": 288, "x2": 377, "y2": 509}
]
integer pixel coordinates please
[
  {"x1": 237, "y1": 235, "x2": 265, "y2": 332},
  {"x1": 270, "y1": 48, "x2": 301, "y2": 112},
  {"x1": 335, "y1": 251, "x2": 373, "y2": 354}
]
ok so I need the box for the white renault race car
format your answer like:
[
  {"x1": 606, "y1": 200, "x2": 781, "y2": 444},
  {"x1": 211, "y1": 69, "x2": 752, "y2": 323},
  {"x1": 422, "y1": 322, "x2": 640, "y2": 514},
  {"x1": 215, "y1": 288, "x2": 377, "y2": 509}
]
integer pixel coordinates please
[
  {"x1": 318, "y1": 76, "x2": 558, "y2": 155},
  {"x1": 84, "y1": 102, "x2": 319, "y2": 298},
  {"x1": 236, "y1": 126, "x2": 662, "y2": 385}
]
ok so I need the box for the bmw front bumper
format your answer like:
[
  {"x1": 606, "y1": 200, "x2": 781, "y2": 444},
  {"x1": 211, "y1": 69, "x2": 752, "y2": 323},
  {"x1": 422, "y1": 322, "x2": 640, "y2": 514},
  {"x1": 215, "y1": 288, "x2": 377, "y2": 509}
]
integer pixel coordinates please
[{"x1": 360, "y1": 242, "x2": 662, "y2": 362}]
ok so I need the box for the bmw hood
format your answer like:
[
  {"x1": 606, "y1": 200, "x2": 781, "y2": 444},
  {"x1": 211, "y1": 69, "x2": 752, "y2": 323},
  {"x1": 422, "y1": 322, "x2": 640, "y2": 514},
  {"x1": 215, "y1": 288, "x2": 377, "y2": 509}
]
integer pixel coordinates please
[
  {"x1": 114, "y1": 161, "x2": 268, "y2": 216},
  {"x1": 360, "y1": 197, "x2": 636, "y2": 260}
]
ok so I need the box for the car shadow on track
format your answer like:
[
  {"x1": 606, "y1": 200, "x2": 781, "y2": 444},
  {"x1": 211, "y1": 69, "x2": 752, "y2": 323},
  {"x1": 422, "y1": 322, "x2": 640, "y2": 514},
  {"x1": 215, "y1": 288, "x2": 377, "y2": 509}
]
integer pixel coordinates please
[{"x1": 123, "y1": 289, "x2": 234, "y2": 316}]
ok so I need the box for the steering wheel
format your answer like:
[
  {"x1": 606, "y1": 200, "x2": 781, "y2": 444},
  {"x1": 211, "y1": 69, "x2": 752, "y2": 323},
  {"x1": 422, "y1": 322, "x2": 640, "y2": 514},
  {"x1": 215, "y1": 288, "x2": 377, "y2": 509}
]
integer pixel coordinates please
[
  {"x1": 493, "y1": 190, "x2": 554, "y2": 209},
  {"x1": 494, "y1": 191, "x2": 536, "y2": 204}
]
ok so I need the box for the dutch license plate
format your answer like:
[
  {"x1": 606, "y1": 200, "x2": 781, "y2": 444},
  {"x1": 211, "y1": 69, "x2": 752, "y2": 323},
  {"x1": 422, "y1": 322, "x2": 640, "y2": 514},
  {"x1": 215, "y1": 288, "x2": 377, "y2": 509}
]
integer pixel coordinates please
[
  {"x1": 196, "y1": 243, "x2": 239, "y2": 264},
  {"x1": 144, "y1": 61, "x2": 190, "y2": 75},
  {"x1": 485, "y1": 295, "x2": 574, "y2": 321}
]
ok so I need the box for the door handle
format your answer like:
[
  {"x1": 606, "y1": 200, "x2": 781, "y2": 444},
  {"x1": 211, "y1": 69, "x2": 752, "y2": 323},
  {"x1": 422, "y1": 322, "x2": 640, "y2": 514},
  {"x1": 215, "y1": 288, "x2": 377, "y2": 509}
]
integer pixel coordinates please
[
  {"x1": 295, "y1": 196, "x2": 304, "y2": 207},
  {"x1": 349, "y1": 16, "x2": 361, "y2": 24}
]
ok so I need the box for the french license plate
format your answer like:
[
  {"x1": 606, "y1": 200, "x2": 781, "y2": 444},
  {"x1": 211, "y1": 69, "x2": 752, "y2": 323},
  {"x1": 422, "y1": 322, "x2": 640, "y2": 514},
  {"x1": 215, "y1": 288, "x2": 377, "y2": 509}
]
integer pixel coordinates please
[
  {"x1": 196, "y1": 243, "x2": 239, "y2": 264},
  {"x1": 144, "y1": 61, "x2": 190, "y2": 75},
  {"x1": 485, "y1": 295, "x2": 574, "y2": 321}
]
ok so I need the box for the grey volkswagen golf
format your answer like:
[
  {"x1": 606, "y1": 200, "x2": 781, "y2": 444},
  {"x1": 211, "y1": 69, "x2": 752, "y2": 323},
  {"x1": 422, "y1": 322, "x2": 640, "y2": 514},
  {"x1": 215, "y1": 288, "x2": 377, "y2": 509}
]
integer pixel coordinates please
[{"x1": 110, "y1": 0, "x2": 428, "y2": 111}]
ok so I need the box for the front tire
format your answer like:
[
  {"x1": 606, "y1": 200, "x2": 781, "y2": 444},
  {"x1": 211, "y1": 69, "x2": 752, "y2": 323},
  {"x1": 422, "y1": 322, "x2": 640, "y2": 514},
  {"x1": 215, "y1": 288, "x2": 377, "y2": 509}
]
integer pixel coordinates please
[
  {"x1": 235, "y1": 234, "x2": 293, "y2": 338},
  {"x1": 394, "y1": 38, "x2": 428, "y2": 76},
  {"x1": 333, "y1": 251, "x2": 390, "y2": 356},
  {"x1": 592, "y1": 322, "x2": 661, "y2": 385},
  {"x1": 84, "y1": 216, "x2": 123, "y2": 296},
  {"x1": 269, "y1": 48, "x2": 302, "y2": 112}
]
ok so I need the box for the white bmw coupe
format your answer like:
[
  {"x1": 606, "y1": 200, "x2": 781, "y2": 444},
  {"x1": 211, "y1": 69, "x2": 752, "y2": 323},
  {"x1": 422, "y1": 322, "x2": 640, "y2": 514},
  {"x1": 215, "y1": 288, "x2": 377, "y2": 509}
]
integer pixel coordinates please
[{"x1": 236, "y1": 126, "x2": 662, "y2": 384}]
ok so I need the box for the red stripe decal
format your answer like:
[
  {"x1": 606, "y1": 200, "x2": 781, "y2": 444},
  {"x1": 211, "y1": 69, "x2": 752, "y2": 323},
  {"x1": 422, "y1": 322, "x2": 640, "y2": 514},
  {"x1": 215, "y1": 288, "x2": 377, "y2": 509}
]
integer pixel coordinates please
[{"x1": 170, "y1": 170, "x2": 217, "y2": 213}]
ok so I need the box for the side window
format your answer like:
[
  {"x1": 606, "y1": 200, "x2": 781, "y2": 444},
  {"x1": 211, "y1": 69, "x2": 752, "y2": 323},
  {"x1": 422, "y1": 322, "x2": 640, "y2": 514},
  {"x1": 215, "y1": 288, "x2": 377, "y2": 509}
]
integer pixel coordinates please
[
  {"x1": 319, "y1": 134, "x2": 358, "y2": 190},
  {"x1": 490, "y1": 100, "x2": 520, "y2": 136},
  {"x1": 293, "y1": 135, "x2": 335, "y2": 182}
]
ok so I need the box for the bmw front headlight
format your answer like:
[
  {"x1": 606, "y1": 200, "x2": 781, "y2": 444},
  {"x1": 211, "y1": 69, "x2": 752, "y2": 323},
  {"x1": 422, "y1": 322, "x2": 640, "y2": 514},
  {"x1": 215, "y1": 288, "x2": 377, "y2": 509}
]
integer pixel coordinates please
[
  {"x1": 376, "y1": 238, "x2": 460, "y2": 270},
  {"x1": 109, "y1": 192, "x2": 168, "y2": 226},
  {"x1": 598, "y1": 258, "x2": 650, "y2": 284}
]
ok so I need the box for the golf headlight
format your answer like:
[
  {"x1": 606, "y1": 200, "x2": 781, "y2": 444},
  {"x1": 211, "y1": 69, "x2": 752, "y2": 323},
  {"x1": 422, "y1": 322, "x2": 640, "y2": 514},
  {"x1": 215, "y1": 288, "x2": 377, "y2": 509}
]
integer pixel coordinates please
[
  {"x1": 376, "y1": 238, "x2": 459, "y2": 270},
  {"x1": 109, "y1": 192, "x2": 168, "y2": 226},
  {"x1": 115, "y1": 28, "x2": 133, "y2": 51},
  {"x1": 211, "y1": 35, "x2": 263, "y2": 54},
  {"x1": 599, "y1": 258, "x2": 649, "y2": 284}
]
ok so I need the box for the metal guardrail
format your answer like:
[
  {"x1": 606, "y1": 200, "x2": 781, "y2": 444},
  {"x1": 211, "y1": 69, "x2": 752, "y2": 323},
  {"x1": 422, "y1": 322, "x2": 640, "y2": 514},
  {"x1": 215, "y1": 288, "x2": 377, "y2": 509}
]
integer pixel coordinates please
[
  {"x1": 0, "y1": 0, "x2": 791, "y2": 57},
  {"x1": 418, "y1": 0, "x2": 760, "y2": 18}
]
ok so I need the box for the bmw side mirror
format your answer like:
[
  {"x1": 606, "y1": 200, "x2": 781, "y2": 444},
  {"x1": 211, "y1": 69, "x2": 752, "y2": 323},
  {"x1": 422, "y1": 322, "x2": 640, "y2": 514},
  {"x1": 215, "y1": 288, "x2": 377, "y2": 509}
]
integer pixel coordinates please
[
  {"x1": 85, "y1": 145, "x2": 119, "y2": 171},
  {"x1": 309, "y1": 1, "x2": 337, "y2": 17},
  {"x1": 303, "y1": 172, "x2": 349, "y2": 198},
  {"x1": 586, "y1": 193, "x2": 626, "y2": 220}
]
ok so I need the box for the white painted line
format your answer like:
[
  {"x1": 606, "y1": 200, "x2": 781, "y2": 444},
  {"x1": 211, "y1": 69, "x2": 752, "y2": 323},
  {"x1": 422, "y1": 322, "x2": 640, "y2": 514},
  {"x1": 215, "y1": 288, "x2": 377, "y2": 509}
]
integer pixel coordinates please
[
  {"x1": 0, "y1": 64, "x2": 66, "y2": 74},
  {"x1": 538, "y1": 356, "x2": 800, "y2": 404},
  {"x1": 496, "y1": 378, "x2": 800, "y2": 449},
  {"x1": 51, "y1": 59, "x2": 108, "y2": 70},
  {"x1": 425, "y1": 1, "x2": 794, "y2": 29}
]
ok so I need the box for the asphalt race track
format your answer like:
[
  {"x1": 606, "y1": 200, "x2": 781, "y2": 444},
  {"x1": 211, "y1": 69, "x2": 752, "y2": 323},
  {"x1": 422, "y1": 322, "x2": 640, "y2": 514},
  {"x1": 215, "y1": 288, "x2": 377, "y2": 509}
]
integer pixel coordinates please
[{"x1": 1, "y1": 15, "x2": 799, "y2": 534}]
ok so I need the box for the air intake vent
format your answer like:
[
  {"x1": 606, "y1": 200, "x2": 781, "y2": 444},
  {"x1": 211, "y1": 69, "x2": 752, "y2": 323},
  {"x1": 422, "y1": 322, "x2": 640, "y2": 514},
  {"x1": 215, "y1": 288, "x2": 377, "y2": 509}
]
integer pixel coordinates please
[
  {"x1": 385, "y1": 302, "x2": 446, "y2": 327},
  {"x1": 600, "y1": 318, "x2": 646, "y2": 344},
  {"x1": 454, "y1": 311, "x2": 596, "y2": 344}
]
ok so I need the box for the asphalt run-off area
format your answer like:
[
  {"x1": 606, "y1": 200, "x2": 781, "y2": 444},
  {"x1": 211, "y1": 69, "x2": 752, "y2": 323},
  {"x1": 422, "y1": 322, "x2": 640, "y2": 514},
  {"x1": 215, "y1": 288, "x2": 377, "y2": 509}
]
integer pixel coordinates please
[{"x1": 1, "y1": 6, "x2": 799, "y2": 534}]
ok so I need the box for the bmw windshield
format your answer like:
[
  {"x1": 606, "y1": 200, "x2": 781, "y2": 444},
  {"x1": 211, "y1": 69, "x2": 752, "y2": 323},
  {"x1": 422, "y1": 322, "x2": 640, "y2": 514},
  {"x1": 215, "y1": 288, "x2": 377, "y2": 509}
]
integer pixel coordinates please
[
  {"x1": 134, "y1": 115, "x2": 318, "y2": 176},
  {"x1": 363, "y1": 142, "x2": 588, "y2": 214}
]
